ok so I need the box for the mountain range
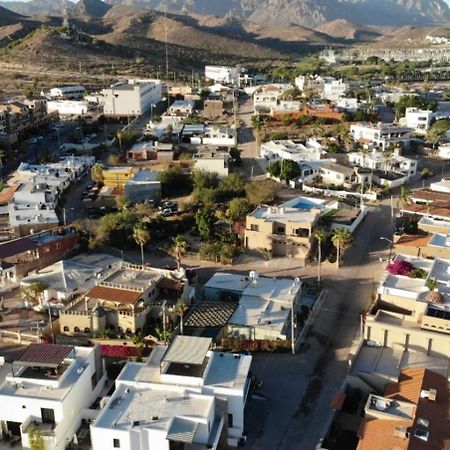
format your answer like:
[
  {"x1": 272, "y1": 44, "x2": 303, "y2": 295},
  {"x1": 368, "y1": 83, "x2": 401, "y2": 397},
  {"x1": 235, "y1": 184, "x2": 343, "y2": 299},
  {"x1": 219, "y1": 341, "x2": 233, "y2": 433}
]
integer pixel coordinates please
[{"x1": 2, "y1": 0, "x2": 450, "y2": 28}]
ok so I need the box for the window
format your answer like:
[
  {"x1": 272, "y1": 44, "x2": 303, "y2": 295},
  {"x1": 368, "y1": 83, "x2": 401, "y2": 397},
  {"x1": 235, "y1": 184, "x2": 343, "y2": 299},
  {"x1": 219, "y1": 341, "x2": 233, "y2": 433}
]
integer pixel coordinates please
[
  {"x1": 113, "y1": 438, "x2": 120, "y2": 448},
  {"x1": 84, "y1": 327, "x2": 90, "y2": 333},
  {"x1": 74, "y1": 327, "x2": 80, "y2": 333},
  {"x1": 41, "y1": 408, "x2": 55, "y2": 425},
  {"x1": 91, "y1": 372, "x2": 98, "y2": 390},
  {"x1": 250, "y1": 224, "x2": 259, "y2": 232},
  {"x1": 63, "y1": 326, "x2": 69, "y2": 332},
  {"x1": 228, "y1": 413, "x2": 233, "y2": 428},
  {"x1": 277, "y1": 226, "x2": 285, "y2": 234}
]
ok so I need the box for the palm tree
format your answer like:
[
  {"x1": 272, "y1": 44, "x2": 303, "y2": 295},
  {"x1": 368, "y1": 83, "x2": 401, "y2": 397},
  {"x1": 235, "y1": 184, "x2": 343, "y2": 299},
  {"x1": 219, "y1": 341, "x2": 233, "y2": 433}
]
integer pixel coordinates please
[
  {"x1": 116, "y1": 130, "x2": 124, "y2": 153},
  {"x1": 251, "y1": 114, "x2": 268, "y2": 156},
  {"x1": 382, "y1": 145, "x2": 394, "y2": 175},
  {"x1": 398, "y1": 186, "x2": 412, "y2": 214},
  {"x1": 169, "y1": 235, "x2": 189, "y2": 269},
  {"x1": 315, "y1": 228, "x2": 327, "y2": 285},
  {"x1": 331, "y1": 228, "x2": 352, "y2": 269},
  {"x1": 173, "y1": 301, "x2": 188, "y2": 335},
  {"x1": 133, "y1": 225, "x2": 150, "y2": 267}
]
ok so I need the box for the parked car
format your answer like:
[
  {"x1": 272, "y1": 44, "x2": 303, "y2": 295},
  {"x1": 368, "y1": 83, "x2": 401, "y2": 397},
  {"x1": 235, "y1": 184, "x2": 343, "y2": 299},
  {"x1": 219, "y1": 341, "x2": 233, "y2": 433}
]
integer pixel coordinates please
[{"x1": 160, "y1": 208, "x2": 176, "y2": 217}]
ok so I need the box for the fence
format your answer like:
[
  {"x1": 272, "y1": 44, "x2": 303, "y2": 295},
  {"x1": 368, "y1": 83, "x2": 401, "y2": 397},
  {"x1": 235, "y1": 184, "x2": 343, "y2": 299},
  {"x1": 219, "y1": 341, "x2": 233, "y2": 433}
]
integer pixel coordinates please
[
  {"x1": 0, "y1": 329, "x2": 40, "y2": 345},
  {"x1": 302, "y1": 184, "x2": 377, "y2": 201}
]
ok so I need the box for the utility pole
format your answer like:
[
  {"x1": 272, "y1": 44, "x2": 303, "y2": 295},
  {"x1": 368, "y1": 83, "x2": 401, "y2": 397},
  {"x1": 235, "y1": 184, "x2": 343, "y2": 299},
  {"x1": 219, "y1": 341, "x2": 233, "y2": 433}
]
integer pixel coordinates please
[{"x1": 291, "y1": 298, "x2": 295, "y2": 355}]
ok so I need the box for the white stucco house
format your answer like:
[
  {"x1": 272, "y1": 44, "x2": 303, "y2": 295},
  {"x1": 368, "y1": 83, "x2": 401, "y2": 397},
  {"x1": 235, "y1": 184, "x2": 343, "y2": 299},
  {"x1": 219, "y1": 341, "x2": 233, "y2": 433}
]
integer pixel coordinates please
[
  {"x1": 0, "y1": 344, "x2": 106, "y2": 450},
  {"x1": 90, "y1": 336, "x2": 252, "y2": 449}
]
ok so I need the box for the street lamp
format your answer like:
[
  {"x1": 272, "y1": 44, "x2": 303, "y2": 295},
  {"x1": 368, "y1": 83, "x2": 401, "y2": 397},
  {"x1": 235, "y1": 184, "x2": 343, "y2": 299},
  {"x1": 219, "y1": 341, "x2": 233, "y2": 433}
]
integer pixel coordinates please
[{"x1": 380, "y1": 236, "x2": 394, "y2": 261}]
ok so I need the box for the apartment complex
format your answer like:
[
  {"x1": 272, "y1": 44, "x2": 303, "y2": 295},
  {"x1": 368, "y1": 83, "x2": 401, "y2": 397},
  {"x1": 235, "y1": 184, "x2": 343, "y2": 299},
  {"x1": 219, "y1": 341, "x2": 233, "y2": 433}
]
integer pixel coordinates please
[
  {"x1": 90, "y1": 336, "x2": 252, "y2": 448},
  {"x1": 101, "y1": 80, "x2": 162, "y2": 116}
]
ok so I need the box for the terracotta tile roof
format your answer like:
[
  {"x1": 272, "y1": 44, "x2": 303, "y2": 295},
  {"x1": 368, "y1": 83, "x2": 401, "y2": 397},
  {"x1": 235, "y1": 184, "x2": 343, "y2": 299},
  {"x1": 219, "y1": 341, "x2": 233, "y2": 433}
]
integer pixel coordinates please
[
  {"x1": 358, "y1": 368, "x2": 450, "y2": 450},
  {"x1": 86, "y1": 285, "x2": 143, "y2": 305},
  {"x1": 396, "y1": 235, "x2": 431, "y2": 247},
  {"x1": 402, "y1": 204, "x2": 450, "y2": 219},
  {"x1": 410, "y1": 189, "x2": 450, "y2": 204}
]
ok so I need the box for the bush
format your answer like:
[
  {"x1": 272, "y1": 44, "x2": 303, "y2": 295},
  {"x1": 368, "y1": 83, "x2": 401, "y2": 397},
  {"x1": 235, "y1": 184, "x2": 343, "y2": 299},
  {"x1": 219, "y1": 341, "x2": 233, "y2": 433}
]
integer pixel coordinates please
[
  {"x1": 410, "y1": 267, "x2": 428, "y2": 279},
  {"x1": 386, "y1": 259, "x2": 414, "y2": 276}
]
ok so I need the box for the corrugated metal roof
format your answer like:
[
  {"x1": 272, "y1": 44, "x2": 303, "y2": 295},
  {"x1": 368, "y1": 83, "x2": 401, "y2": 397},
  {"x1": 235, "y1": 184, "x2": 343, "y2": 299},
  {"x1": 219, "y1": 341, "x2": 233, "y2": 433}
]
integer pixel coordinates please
[
  {"x1": 15, "y1": 344, "x2": 73, "y2": 368},
  {"x1": 162, "y1": 336, "x2": 211, "y2": 366}
]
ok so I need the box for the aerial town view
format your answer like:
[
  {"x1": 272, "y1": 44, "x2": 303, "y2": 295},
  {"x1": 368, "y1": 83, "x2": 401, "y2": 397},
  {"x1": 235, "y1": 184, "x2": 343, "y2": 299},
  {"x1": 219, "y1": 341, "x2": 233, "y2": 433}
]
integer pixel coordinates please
[{"x1": 0, "y1": 0, "x2": 449, "y2": 449}]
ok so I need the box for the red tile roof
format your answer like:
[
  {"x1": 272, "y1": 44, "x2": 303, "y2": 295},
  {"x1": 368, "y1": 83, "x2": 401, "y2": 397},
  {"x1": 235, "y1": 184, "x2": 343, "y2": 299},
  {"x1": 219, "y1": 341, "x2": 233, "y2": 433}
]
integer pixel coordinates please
[
  {"x1": 86, "y1": 285, "x2": 143, "y2": 305},
  {"x1": 15, "y1": 344, "x2": 73, "y2": 368},
  {"x1": 358, "y1": 368, "x2": 450, "y2": 450}
]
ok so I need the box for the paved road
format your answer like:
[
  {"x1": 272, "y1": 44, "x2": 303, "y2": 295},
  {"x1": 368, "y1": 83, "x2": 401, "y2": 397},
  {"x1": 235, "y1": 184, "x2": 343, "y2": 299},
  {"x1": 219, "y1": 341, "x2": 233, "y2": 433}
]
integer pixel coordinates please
[{"x1": 242, "y1": 199, "x2": 392, "y2": 450}]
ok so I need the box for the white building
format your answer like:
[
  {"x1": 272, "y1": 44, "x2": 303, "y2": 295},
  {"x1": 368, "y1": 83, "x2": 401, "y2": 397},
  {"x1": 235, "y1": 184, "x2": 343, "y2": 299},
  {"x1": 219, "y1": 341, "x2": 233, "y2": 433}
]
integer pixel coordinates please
[
  {"x1": 430, "y1": 178, "x2": 450, "y2": 194},
  {"x1": 90, "y1": 336, "x2": 252, "y2": 449},
  {"x1": 124, "y1": 170, "x2": 162, "y2": 203},
  {"x1": 193, "y1": 148, "x2": 230, "y2": 176},
  {"x1": 322, "y1": 77, "x2": 348, "y2": 101},
  {"x1": 350, "y1": 122, "x2": 413, "y2": 150},
  {"x1": 198, "y1": 126, "x2": 236, "y2": 147},
  {"x1": 253, "y1": 84, "x2": 291, "y2": 112},
  {"x1": 205, "y1": 65, "x2": 239, "y2": 85},
  {"x1": 401, "y1": 107, "x2": 433, "y2": 133},
  {"x1": 0, "y1": 343, "x2": 106, "y2": 450},
  {"x1": 319, "y1": 161, "x2": 357, "y2": 186},
  {"x1": 167, "y1": 100, "x2": 195, "y2": 117},
  {"x1": 261, "y1": 138, "x2": 326, "y2": 163},
  {"x1": 438, "y1": 143, "x2": 450, "y2": 159},
  {"x1": 294, "y1": 75, "x2": 324, "y2": 94},
  {"x1": 348, "y1": 151, "x2": 417, "y2": 177},
  {"x1": 49, "y1": 86, "x2": 85, "y2": 100},
  {"x1": 102, "y1": 80, "x2": 162, "y2": 116},
  {"x1": 47, "y1": 100, "x2": 89, "y2": 117}
]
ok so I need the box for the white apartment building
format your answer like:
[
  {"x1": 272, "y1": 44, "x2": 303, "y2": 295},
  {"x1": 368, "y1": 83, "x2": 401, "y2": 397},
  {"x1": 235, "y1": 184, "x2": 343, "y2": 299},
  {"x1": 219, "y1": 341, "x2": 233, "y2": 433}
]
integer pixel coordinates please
[
  {"x1": 193, "y1": 149, "x2": 230, "y2": 177},
  {"x1": 401, "y1": 107, "x2": 433, "y2": 133},
  {"x1": 49, "y1": 86, "x2": 85, "y2": 100},
  {"x1": 322, "y1": 77, "x2": 348, "y2": 101},
  {"x1": 102, "y1": 80, "x2": 162, "y2": 116},
  {"x1": 205, "y1": 65, "x2": 239, "y2": 85},
  {"x1": 261, "y1": 138, "x2": 326, "y2": 163},
  {"x1": 0, "y1": 344, "x2": 106, "y2": 450},
  {"x1": 350, "y1": 122, "x2": 413, "y2": 150},
  {"x1": 90, "y1": 336, "x2": 252, "y2": 449},
  {"x1": 47, "y1": 100, "x2": 89, "y2": 117},
  {"x1": 294, "y1": 75, "x2": 324, "y2": 94},
  {"x1": 253, "y1": 84, "x2": 291, "y2": 112}
]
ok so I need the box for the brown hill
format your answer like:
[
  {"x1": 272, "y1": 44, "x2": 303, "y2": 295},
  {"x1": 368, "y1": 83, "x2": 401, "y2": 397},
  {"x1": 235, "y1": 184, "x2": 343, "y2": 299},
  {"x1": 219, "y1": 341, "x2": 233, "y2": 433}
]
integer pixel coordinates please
[
  {"x1": 72, "y1": 0, "x2": 111, "y2": 19},
  {"x1": 315, "y1": 19, "x2": 381, "y2": 41}
]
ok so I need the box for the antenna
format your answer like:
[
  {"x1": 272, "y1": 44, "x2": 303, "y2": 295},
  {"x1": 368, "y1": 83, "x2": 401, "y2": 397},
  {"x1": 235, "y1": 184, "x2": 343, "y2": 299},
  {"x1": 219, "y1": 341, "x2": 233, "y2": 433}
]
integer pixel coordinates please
[{"x1": 164, "y1": 8, "x2": 169, "y2": 80}]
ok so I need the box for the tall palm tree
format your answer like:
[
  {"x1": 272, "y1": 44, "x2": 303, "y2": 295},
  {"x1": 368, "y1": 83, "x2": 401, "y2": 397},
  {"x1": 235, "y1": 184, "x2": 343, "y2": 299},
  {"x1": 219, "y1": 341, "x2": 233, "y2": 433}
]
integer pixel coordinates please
[
  {"x1": 133, "y1": 225, "x2": 150, "y2": 267},
  {"x1": 398, "y1": 186, "x2": 412, "y2": 214},
  {"x1": 173, "y1": 301, "x2": 188, "y2": 335},
  {"x1": 169, "y1": 235, "x2": 189, "y2": 269},
  {"x1": 331, "y1": 228, "x2": 352, "y2": 269},
  {"x1": 382, "y1": 145, "x2": 394, "y2": 175},
  {"x1": 251, "y1": 114, "x2": 268, "y2": 156},
  {"x1": 315, "y1": 228, "x2": 327, "y2": 285}
]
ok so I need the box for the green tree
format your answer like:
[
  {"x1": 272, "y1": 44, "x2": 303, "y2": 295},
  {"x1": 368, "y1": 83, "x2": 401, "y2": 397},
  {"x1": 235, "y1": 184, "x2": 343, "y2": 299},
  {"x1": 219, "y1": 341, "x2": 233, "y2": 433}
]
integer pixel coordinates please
[
  {"x1": 91, "y1": 163, "x2": 104, "y2": 184},
  {"x1": 169, "y1": 235, "x2": 189, "y2": 269},
  {"x1": 382, "y1": 145, "x2": 395, "y2": 175},
  {"x1": 245, "y1": 179, "x2": 280, "y2": 206},
  {"x1": 158, "y1": 166, "x2": 192, "y2": 196},
  {"x1": 133, "y1": 224, "x2": 151, "y2": 266},
  {"x1": 195, "y1": 207, "x2": 216, "y2": 240},
  {"x1": 99, "y1": 210, "x2": 139, "y2": 246},
  {"x1": 280, "y1": 159, "x2": 301, "y2": 181},
  {"x1": 427, "y1": 119, "x2": 450, "y2": 150},
  {"x1": 115, "y1": 195, "x2": 132, "y2": 211},
  {"x1": 421, "y1": 167, "x2": 432, "y2": 179},
  {"x1": 399, "y1": 186, "x2": 412, "y2": 212},
  {"x1": 229, "y1": 147, "x2": 242, "y2": 164},
  {"x1": 28, "y1": 425, "x2": 45, "y2": 450},
  {"x1": 226, "y1": 198, "x2": 252, "y2": 222},
  {"x1": 331, "y1": 228, "x2": 352, "y2": 269},
  {"x1": 217, "y1": 173, "x2": 246, "y2": 199},
  {"x1": 315, "y1": 228, "x2": 327, "y2": 285},
  {"x1": 193, "y1": 171, "x2": 219, "y2": 190},
  {"x1": 267, "y1": 160, "x2": 282, "y2": 179},
  {"x1": 22, "y1": 282, "x2": 47, "y2": 306}
]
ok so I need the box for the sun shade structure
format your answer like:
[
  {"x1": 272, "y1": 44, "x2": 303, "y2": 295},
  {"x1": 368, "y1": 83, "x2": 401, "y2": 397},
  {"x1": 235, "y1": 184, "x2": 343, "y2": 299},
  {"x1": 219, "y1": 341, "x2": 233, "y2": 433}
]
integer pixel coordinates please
[
  {"x1": 14, "y1": 344, "x2": 74, "y2": 368},
  {"x1": 162, "y1": 336, "x2": 212, "y2": 366}
]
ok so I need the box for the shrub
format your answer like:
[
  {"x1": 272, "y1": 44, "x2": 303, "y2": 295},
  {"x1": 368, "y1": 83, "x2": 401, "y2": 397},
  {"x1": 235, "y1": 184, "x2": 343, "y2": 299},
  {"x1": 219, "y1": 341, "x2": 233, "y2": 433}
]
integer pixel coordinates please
[
  {"x1": 410, "y1": 267, "x2": 428, "y2": 279},
  {"x1": 386, "y1": 259, "x2": 414, "y2": 276}
]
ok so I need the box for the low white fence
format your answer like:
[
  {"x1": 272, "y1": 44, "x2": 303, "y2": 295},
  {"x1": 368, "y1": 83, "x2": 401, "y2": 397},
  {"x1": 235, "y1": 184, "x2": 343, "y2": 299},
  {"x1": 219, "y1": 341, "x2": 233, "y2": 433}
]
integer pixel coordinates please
[{"x1": 302, "y1": 184, "x2": 377, "y2": 201}]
